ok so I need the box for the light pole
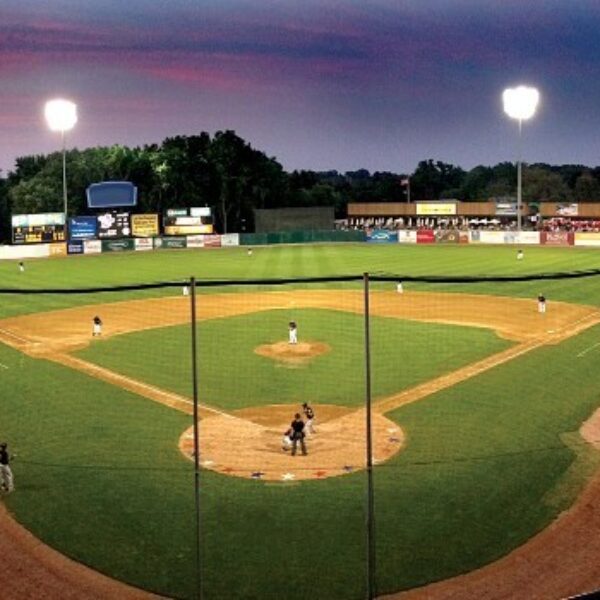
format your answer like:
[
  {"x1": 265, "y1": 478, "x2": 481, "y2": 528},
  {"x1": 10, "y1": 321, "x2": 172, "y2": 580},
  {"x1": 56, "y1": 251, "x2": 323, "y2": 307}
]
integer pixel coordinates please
[
  {"x1": 44, "y1": 99, "x2": 78, "y2": 220},
  {"x1": 502, "y1": 86, "x2": 539, "y2": 232}
]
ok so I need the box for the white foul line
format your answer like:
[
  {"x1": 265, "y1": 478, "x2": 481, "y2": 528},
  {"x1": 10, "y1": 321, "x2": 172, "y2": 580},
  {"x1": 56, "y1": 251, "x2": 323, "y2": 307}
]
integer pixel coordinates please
[{"x1": 577, "y1": 341, "x2": 600, "y2": 358}]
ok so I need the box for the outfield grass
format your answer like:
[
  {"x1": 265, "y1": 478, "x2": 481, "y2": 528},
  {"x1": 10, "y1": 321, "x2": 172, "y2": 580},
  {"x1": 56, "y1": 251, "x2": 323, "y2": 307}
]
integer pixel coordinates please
[
  {"x1": 76, "y1": 308, "x2": 511, "y2": 409},
  {"x1": 1, "y1": 244, "x2": 600, "y2": 599}
]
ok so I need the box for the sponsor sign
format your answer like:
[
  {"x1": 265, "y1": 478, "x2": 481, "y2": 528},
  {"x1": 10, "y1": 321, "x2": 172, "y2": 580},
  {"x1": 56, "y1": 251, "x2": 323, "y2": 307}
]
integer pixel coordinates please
[
  {"x1": 574, "y1": 232, "x2": 600, "y2": 247},
  {"x1": 134, "y1": 238, "x2": 153, "y2": 251},
  {"x1": 190, "y1": 207, "x2": 211, "y2": 217},
  {"x1": 131, "y1": 214, "x2": 159, "y2": 237},
  {"x1": 166, "y1": 209, "x2": 188, "y2": 217},
  {"x1": 416, "y1": 229, "x2": 435, "y2": 244},
  {"x1": 434, "y1": 230, "x2": 460, "y2": 244},
  {"x1": 366, "y1": 229, "x2": 399, "y2": 243},
  {"x1": 556, "y1": 203, "x2": 578, "y2": 216},
  {"x1": 164, "y1": 224, "x2": 213, "y2": 235},
  {"x1": 220, "y1": 233, "x2": 240, "y2": 247},
  {"x1": 473, "y1": 230, "x2": 505, "y2": 244},
  {"x1": 495, "y1": 202, "x2": 518, "y2": 216},
  {"x1": 83, "y1": 239, "x2": 102, "y2": 254},
  {"x1": 459, "y1": 231, "x2": 470, "y2": 244},
  {"x1": 416, "y1": 203, "x2": 456, "y2": 216},
  {"x1": 203, "y1": 235, "x2": 222, "y2": 248},
  {"x1": 67, "y1": 241, "x2": 84, "y2": 254},
  {"x1": 159, "y1": 237, "x2": 187, "y2": 249},
  {"x1": 97, "y1": 211, "x2": 131, "y2": 238},
  {"x1": 48, "y1": 243, "x2": 67, "y2": 256},
  {"x1": 515, "y1": 231, "x2": 541, "y2": 245},
  {"x1": 69, "y1": 216, "x2": 97, "y2": 240},
  {"x1": 397, "y1": 230, "x2": 417, "y2": 244},
  {"x1": 12, "y1": 213, "x2": 65, "y2": 227},
  {"x1": 186, "y1": 235, "x2": 205, "y2": 248},
  {"x1": 101, "y1": 238, "x2": 135, "y2": 252},
  {"x1": 542, "y1": 231, "x2": 574, "y2": 246}
]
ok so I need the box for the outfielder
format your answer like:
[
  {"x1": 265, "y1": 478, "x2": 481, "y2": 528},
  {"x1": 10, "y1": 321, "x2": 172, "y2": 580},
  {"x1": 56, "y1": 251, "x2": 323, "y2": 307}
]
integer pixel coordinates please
[{"x1": 289, "y1": 321, "x2": 298, "y2": 345}]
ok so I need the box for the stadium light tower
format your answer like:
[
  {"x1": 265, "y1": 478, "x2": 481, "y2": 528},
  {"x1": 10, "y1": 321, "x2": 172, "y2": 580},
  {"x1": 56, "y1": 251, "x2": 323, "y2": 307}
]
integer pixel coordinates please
[
  {"x1": 44, "y1": 99, "x2": 78, "y2": 219},
  {"x1": 502, "y1": 86, "x2": 539, "y2": 232}
]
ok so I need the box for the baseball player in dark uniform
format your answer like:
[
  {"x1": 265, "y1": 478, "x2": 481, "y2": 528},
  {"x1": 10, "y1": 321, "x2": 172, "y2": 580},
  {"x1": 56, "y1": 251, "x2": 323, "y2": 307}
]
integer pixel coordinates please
[
  {"x1": 0, "y1": 442, "x2": 14, "y2": 493},
  {"x1": 302, "y1": 402, "x2": 316, "y2": 435},
  {"x1": 290, "y1": 413, "x2": 307, "y2": 456}
]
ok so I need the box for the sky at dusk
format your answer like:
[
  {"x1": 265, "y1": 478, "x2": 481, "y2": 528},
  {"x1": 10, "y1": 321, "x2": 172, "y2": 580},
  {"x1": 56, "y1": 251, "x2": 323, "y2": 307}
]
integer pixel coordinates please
[{"x1": 2, "y1": 0, "x2": 600, "y2": 176}]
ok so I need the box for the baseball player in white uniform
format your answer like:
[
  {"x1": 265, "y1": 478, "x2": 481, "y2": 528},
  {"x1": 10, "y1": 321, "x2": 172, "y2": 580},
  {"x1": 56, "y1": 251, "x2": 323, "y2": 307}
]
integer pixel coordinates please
[{"x1": 289, "y1": 321, "x2": 298, "y2": 344}]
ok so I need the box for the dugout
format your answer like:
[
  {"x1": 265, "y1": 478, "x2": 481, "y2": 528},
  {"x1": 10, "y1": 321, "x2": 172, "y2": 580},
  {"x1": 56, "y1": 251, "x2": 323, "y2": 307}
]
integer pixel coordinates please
[{"x1": 254, "y1": 206, "x2": 334, "y2": 233}]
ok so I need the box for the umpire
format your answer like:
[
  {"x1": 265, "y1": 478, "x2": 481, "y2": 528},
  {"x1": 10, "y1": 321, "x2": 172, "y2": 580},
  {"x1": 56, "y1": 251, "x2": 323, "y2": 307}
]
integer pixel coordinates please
[{"x1": 290, "y1": 413, "x2": 307, "y2": 456}]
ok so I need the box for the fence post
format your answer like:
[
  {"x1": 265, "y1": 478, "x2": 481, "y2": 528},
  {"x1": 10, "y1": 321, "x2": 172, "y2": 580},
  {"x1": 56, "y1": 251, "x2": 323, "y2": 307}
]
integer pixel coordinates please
[
  {"x1": 190, "y1": 276, "x2": 202, "y2": 600},
  {"x1": 363, "y1": 272, "x2": 376, "y2": 599}
]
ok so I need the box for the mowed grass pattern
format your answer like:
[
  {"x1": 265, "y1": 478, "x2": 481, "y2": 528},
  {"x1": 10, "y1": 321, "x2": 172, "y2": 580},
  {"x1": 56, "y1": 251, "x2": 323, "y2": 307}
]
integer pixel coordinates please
[
  {"x1": 76, "y1": 308, "x2": 511, "y2": 409},
  {"x1": 1, "y1": 244, "x2": 600, "y2": 599}
]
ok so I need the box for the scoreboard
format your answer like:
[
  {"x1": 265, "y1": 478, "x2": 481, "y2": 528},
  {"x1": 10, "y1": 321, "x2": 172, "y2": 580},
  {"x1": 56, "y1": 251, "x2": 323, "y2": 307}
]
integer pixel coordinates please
[{"x1": 12, "y1": 213, "x2": 66, "y2": 244}]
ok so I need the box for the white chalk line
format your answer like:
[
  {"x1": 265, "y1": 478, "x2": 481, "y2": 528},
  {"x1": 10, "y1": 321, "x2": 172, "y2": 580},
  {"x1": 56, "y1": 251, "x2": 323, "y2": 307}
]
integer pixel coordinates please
[{"x1": 577, "y1": 341, "x2": 600, "y2": 358}]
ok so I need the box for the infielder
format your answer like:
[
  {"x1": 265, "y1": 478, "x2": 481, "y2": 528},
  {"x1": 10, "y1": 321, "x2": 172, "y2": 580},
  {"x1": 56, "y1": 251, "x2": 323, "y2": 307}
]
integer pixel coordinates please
[
  {"x1": 302, "y1": 402, "x2": 316, "y2": 434},
  {"x1": 92, "y1": 315, "x2": 103, "y2": 336},
  {"x1": 289, "y1": 321, "x2": 298, "y2": 345},
  {"x1": 0, "y1": 442, "x2": 14, "y2": 493},
  {"x1": 537, "y1": 293, "x2": 546, "y2": 313}
]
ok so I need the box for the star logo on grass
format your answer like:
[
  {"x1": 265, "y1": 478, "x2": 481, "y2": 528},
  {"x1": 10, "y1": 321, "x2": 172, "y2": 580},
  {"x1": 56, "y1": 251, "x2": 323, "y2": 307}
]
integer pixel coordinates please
[
  {"x1": 281, "y1": 472, "x2": 296, "y2": 481},
  {"x1": 251, "y1": 471, "x2": 265, "y2": 479}
]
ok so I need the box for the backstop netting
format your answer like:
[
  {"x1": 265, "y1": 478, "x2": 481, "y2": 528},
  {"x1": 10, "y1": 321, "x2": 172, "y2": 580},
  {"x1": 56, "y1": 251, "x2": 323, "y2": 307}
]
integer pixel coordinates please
[{"x1": 1, "y1": 273, "x2": 599, "y2": 599}]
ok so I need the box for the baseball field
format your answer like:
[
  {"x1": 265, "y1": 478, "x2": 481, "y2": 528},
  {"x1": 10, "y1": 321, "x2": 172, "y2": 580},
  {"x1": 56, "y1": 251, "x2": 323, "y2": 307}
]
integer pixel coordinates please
[{"x1": 1, "y1": 243, "x2": 600, "y2": 599}]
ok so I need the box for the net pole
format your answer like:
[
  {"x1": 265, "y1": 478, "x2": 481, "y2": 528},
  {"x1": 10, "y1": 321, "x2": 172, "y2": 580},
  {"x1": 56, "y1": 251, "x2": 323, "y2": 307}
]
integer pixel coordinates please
[
  {"x1": 363, "y1": 272, "x2": 376, "y2": 599},
  {"x1": 190, "y1": 276, "x2": 202, "y2": 600}
]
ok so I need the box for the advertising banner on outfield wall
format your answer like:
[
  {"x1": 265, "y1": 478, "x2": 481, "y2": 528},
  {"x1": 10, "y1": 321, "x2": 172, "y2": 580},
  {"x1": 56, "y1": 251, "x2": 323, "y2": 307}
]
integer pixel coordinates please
[
  {"x1": 131, "y1": 214, "x2": 159, "y2": 237},
  {"x1": 48, "y1": 243, "x2": 67, "y2": 256},
  {"x1": 134, "y1": 238, "x2": 153, "y2": 251},
  {"x1": 397, "y1": 230, "x2": 417, "y2": 244},
  {"x1": 67, "y1": 241, "x2": 84, "y2": 254},
  {"x1": 154, "y1": 237, "x2": 187, "y2": 249},
  {"x1": 366, "y1": 229, "x2": 398, "y2": 243},
  {"x1": 541, "y1": 231, "x2": 574, "y2": 246},
  {"x1": 83, "y1": 240, "x2": 102, "y2": 254},
  {"x1": 416, "y1": 203, "x2": 456, "y2": 216},
  {"x1": 416, "y1": 229, "x2": 435, "y2": 243},
  {"x1": 220, "y1": 233, "x2": 240, "y2": 247},
  {"x1": 203, "y1": 235, "x2": 222, "y2": 248},
  {"x1": 434, "y1": 230, "x2": 460, "y2": 244},
  {"x1": 469, "y1": 230, "x2": 506, "y2": 244},
  {"x1": 186, "y1": 235, "x2": 205, "y2": 248},
  {"x1": 102, "y1": 239, "x2": 135, "y2": 252},
  {"x1": 514, "y1": 231, "x2": 541, "y2": 245},
  {"x1": 574, "y1": 232, "x2": 600, "y2": 246}
]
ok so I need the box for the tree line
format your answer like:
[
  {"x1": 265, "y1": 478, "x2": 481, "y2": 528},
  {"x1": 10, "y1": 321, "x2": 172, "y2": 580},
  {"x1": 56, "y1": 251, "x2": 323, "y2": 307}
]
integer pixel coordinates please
[{"x1": 2, "y1": 130, "x2": 600, "y2": 241}]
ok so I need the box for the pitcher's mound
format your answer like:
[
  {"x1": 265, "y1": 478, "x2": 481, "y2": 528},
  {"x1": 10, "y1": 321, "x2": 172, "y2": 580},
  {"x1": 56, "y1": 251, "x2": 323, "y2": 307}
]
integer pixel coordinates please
[{"x1": 255, "y1": 341, "x2": 330, "y2": 365}]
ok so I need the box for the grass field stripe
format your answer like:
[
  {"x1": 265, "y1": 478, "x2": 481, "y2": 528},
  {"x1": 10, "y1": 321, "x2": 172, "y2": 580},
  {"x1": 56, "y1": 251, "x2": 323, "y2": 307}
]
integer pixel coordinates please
[{"x1": 576, "y1": 341, "x2": 600, "y2": 358}]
